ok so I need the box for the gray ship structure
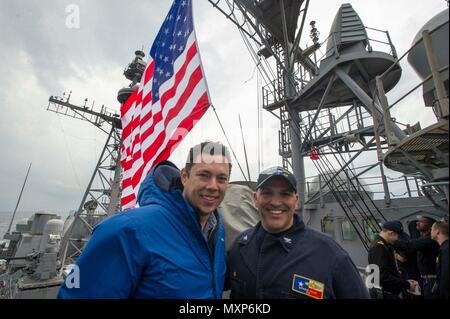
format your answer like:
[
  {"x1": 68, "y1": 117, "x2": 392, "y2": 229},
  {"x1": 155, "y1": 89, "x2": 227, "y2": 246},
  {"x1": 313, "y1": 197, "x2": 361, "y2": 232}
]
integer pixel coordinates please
[{"x1": 1, "y1": 1, "x2": 448, "y2": 298}]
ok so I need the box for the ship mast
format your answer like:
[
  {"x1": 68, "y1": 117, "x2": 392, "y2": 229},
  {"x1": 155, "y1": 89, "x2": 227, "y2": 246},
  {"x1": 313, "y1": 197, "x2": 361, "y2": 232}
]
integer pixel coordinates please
[
  {"x1": 46, "y1": 50, "x2": 146, "y2": 264},
  {"x1": 46, "y1": 92, "x2": 122, "y2": 263},
  {"x1": 47, "y1": 93, "x2": 122, "y2": 216},
  {"x1": 209, "y1": 1, "x2": 448, "y2": 251},
  {"x1": 207, "y1": 0, "x2": 315, "y2": 215}
]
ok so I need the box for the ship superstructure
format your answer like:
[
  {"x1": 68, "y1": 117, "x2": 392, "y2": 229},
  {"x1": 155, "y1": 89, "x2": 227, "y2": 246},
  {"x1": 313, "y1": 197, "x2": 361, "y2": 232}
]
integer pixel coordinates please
[{"x1": 1, "y1": 1, "x2": 448, "y2": 298}]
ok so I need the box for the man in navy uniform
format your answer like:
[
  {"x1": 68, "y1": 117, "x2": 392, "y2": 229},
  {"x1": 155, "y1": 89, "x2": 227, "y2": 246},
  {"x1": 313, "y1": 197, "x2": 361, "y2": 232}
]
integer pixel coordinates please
[
  {"x1": 431, "y1": 220, "x2": 449, "y2": 298},
  {"x1": 228, "y1": 167, "x2": 369, "y2": 299},
  {"x1": 393, "y1": 216, "x2": 440, "y2": 298},
  {"x1": 368, "y1": 221, "x2": 418, "y2": 299}
]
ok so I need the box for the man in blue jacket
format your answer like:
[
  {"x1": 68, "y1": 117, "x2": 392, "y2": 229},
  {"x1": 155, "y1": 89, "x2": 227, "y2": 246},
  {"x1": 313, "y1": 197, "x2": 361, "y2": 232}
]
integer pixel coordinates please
[
  {"x1": 58, "y1": 141, "x2": 231, "y2": 298},
  {"x1": 228, "y1": 167, "x2": 370, "y2": 299}
]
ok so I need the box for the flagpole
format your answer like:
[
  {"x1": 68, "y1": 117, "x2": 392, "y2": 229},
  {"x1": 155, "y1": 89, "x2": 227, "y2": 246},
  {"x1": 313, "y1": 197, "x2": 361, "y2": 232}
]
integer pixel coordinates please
[
  {"x1": 190, "y1": 0, "x2": 213, "y2": 104},
  {"x1": 6, "y1": 162, "x2": 32, "y2": 235}
]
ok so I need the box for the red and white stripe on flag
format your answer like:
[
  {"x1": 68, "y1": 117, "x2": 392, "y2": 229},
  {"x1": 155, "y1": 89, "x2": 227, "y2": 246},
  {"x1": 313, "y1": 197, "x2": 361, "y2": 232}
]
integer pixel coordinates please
[{"x1": 120, "y1": 0, "x2": 211, "y2": 210}]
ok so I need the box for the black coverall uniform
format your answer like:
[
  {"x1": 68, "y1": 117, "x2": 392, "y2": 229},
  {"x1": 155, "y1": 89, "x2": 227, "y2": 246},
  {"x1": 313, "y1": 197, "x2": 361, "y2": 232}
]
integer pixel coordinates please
[
  {"x1": 228, "y1": 215, "x2": 369, "y2": 299},
  {"x1": 435, "y1": 239, "x2": 449, "y2": 299},
  {"x1": 368, "y1": 236, "x2": 410, "y2": 298},
  {"x1": 394, "y1": 234, "x2": 439, "y2": 298}
]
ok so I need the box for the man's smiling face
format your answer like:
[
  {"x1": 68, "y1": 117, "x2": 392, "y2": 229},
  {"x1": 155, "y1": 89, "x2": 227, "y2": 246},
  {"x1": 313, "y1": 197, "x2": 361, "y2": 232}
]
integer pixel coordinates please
[
  {"x1": 181, "y1": 153, "x2": 230, "y2": 218},
  {"x1": 253, "y1": 177, "x2": 298, "y2": 234}
]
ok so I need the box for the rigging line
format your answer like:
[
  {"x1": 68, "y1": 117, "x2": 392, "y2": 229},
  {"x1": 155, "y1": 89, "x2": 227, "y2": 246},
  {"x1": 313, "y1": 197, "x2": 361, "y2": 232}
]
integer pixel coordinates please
[
  {"x1": 284, "y1": 106, "x2": 382, "y2": 238},
  {"x1": 210, "y1": 0, "x2": 261, "y2": 46},
  {"x1": 313, "y1": 156, "x2": 371, "y2": 250},
  {"x1": 297, "y1": 121, "x2": 371, "y2": 238},
  {"x1": 296, "y1": 106, "x2": 384, "y2": 226},
  {"x1": 211, "y1": 104, "x2": 248, "y2": 182},
  {"x1": 56, "y1": 114, "x2": 83, "y2": 194},
  {"x1": 318, "y1": 144, "x2": 376, "y2": 206},
  {"x1": 238, "y1": 24, "x2": 274, "y2": 87},
  {"x1": 66, "y1": 106, "x2": 109, "y2": 136},
  {"x1": 224, "y1": 0, "x2": 274, "y2": 87},
  {"x1": 328, "y1": 192, "x2": 373, "y2": 249},
  {"x1": 238, "y1": 114, "x2": 252, "y2": 181},
  {"x1": 332, "y1": 106, "x2": 352, "y2": 165},
  {"x1": 241, "y1": 26, "x2": 277, "y2": 87},
  {"x1": 234, "y1": 29, "x2": 273, "y2": 172},
  {"x1": 261, "y1": 52, "x2": 277, "y2": 82},
  {"x1": 225, "y1": 0, "x2": 306, "y2": 94},
  {"x1": 243, "y1": 62, "x2": 259, "y2": 85},
  {"x1": 330, "y1": 144, "x2": 388, "y2": 223},
  {"x1": 6, "y1": 162, "x2": 32, "y2": 234},
  {"x1": 319, "y1": 145, "x2": 384, "y2": 233},
  {"x1": 321, "y1": 138, "x2": 388, "y2": 222},
  {"x1": 316, "y1": 106, "x2": 356, "y2": 141},
  {"x1": 235, "y1": 18, "x2": 298, "y2": 134},
  {"x1": 232, "y1": 1, "x2": 299, "y2": 91},
  {"x1": 285, "y1": 60, "x2": 396, "y2": 238},
  {"x1": 263, "y1": 53, "x2": 380, "y2": 239},
  {"x1": 311, "y1": 137, "x2": 385, "y2": 231},
  {"x1": 257, "y1": 66, "x2": 261, "y2": 173},
  {"x1": 313, "y1": 147, "x2": 376, "y2": 242}
]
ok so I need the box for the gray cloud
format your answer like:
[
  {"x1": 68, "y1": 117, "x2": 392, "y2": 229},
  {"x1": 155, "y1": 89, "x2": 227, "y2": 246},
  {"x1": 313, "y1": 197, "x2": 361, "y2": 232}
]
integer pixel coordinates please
[{"x1": 0, "y1": 0, "x2": 446, "y2": 216}]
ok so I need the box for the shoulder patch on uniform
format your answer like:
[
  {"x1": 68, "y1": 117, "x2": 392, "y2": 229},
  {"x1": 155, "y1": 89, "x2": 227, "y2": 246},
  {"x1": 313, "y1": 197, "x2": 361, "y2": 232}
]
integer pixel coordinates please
[
  {"x1": 291, "y1": 274, "x2": 325, "y2": 299},
  {"x1": 377, "y1": 240, "x2": 385, "y2": 246}
]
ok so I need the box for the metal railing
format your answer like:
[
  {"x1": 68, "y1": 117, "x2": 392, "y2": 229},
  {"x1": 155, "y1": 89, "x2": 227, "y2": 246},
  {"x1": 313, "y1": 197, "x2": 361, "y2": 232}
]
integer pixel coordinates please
[
  {"x1": 370, "y1": 27, "x2": 449, "y2": 202},
  {"x1": 375, "y1": 30, "x2": 449, "y2": 125},
  {"x1": 304, "y1": 163, "x2": 431, "y2": 205},
  {"x1": 312, "y1": 25, "x2": 397, "y2": 67}
]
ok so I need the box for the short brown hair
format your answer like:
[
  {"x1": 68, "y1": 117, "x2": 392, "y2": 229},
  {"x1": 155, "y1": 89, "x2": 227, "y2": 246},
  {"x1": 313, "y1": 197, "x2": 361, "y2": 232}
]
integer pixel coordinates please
[
  {"x1": 420, "y1": 216, "x2": 436, "y2": 227},
  {"x1": 434, "y1": 221, "x2": 449, "y2": 237},
  {"x1": 184, "y1": 141, "x2": 232, "y2": 175}
]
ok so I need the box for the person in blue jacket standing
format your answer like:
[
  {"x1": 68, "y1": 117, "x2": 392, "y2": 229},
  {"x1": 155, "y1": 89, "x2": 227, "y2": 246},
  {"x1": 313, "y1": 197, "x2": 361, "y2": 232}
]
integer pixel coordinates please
[{"x1": 58, "y1": 141, "x2": 232, "y2": 298}]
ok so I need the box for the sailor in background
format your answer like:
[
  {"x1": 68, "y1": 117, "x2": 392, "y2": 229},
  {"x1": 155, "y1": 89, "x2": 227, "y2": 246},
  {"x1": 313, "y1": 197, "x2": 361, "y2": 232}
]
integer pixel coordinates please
[
  {"x1": 228, "y1": 167, "x2": 369, "y2": 299},
  {"x1": 431, "y1": 221, "x2": 449, "y2": 299},
  {"x1": 393, "y1": 216, "x2": 440, "y2": 298},
  {"x1": 368, "y1": 221, "x2": 419, "y2": 299},
  {"x1": 394, "y1": 232, "x2": 421, "y2": 299},
  {"x1": 58, "y1": 141, "x2": 231, "y2": 299}
]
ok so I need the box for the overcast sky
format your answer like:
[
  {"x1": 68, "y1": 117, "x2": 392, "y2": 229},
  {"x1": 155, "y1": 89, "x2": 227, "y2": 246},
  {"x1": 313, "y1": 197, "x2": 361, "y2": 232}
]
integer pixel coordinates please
[{"x1": 0, "y1": 0, "x2": 447, "y2": 215}]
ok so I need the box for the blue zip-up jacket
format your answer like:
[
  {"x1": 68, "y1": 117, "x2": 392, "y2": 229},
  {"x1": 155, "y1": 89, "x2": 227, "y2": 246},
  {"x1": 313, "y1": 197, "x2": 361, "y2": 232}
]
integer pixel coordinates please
[{"x1": 58, "y1": 161, "x2": 226, "y2": 299}]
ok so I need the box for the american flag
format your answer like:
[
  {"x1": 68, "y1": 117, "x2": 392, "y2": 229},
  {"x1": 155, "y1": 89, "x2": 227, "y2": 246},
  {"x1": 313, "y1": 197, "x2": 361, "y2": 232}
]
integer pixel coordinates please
[{"x1": 120, "y1": 0, "x2": 212, "y2": 210}]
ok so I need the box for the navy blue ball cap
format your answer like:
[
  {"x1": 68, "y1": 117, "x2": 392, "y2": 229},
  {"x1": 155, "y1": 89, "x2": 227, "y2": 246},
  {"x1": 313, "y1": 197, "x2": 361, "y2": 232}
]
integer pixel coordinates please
[
  {"x1": 382, "y1": 220, "x2": 404, "y2": 235},
  {"x1": 256, "y1": 166, "x2": 297, "y2": 192}
]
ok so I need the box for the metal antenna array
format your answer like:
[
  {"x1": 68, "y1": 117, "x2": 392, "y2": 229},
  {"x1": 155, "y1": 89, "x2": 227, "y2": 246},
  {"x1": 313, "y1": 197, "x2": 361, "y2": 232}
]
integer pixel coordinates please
[
  {"x1": 208, "y1": 0, "x2": 317, "y2": 212},
  {"x1": 209, "y1": 1, "x2": 448, "y2": 252},
  {"x1": 47, "y1": 92, "x2": 122, "y2": 263},
  {"x1": 48, "y1": 49, "x2": 147, "y2": 265}
]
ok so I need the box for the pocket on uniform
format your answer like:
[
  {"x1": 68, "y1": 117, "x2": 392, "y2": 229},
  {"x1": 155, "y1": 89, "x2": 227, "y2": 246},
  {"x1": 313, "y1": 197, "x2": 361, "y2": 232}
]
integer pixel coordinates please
[{"x1": 230, "y1": 277, "x2": 248, "y2": 299}]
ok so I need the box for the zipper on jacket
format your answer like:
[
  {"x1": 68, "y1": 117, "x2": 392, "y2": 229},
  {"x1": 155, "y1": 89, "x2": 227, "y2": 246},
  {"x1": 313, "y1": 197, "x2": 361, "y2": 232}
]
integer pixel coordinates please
[
  {"x1": 209, "y1": 224, "x2": 218, "y2": 298},
  {"x1": 199, "y1": 212, "x2": 218, "y2": 298}
]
